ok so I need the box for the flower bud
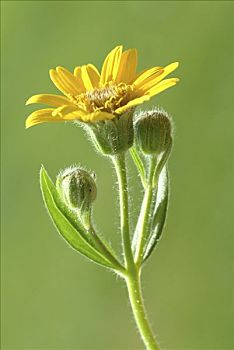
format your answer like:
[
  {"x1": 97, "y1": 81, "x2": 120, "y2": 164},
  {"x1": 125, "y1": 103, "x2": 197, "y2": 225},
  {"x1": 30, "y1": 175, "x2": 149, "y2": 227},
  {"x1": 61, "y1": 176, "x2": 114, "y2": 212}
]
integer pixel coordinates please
[
  {"x1": 85, "y1": 109, "x2": 134, "y2": 155},
  {"x1": 134, "y1": 109, "x2": 172, "y2": 156},
  {"x1": 56, "y1": 167, "x2": 97, "y2": 227}
]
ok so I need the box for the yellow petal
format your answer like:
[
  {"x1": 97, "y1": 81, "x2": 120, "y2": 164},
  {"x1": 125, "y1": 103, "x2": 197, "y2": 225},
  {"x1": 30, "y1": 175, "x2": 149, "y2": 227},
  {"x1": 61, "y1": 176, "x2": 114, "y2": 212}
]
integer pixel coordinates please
[
  {"x1": 115, "y1": 95, "x2": 150, "y2": 115},
  {"x1": 100, "y1": 45, "x2": 123, "y2": 85},
  {"x1": 133, "y1": 66, "x2": 163, "y2": 89},
  {"x1": 147, "y1": 78, "x2": 180, "y2": 97},
  {"x1": 25, "y1": 108, "x2": 57, "y2": 128},
  {"x1": 49, "y1": 69, "x2": 71, "y2": 96},
  {"x1": 139, "y1": 62, "x2": 179, "y2": 93},
  {"x1": 82, "y1": 111, "x2": 114, "y2": 122},
  {"x1": 52, "y1": 105, "x2": 78, "y2": 117},
  {"x1": 81, "y1": 64, "x2": 100, "y2": 90},
  {"x1": 56, "y1": 66, "x2": 82, "y2": 95},
  {"x1": 73, "y1": 66, "x2": 86, "y2": 92},
  {"x1": 25, "y1": 108, "x2": 87, "y2": 128},
  {"x1": 116, "y1": 48, "x2": 138, "y2": 84},
  {"x1": 161, "y1": 62, "x2": 179, "y2": 78},
  {"x1": 26, "y1": 94, "x2": 72, "y2": 107}
]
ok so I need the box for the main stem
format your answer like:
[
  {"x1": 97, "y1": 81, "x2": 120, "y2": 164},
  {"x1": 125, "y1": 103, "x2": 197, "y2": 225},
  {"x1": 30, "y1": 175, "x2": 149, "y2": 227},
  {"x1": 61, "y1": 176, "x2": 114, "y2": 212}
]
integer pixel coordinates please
[
  {"x1": 126, "y1": 272, "x2": 160, "y2": 350},
  {"x1": 113, "y1": 153, "x2": 160, "y2": 350}
]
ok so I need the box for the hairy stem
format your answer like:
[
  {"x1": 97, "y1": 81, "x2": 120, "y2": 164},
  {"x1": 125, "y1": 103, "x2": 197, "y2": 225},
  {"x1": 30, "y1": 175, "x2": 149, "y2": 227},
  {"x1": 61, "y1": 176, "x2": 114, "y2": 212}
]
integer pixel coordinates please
[
  {"x1": 125, "y1": 270, "x2": 160, "y2": 350},
  {"x1": 112, "y1": 153, "x2": 134, "y2": 269}
]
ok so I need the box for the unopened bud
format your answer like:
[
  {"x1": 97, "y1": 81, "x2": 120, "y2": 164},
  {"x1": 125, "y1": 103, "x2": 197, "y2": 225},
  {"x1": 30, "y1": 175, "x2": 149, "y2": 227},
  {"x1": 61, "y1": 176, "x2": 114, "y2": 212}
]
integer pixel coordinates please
[
  {"x1": 56, "y1": 167, "x2": 97, "y2": 226},
  {"x1": 135, "y1": 109, "x2": 172, "y2": 156}
]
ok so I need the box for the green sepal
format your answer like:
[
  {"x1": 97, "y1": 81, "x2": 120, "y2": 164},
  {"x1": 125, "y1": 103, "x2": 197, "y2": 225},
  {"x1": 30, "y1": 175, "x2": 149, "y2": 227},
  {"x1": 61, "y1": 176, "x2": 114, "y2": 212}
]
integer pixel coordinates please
[
  {"x1": 40, "y1": 165, "x2": 116, "y2": 269},
  {"x1": 86, "y1": 109, "x2": 134, "y2": 155},
  {"x1": 143, "y1": 167, "x2": 169, "y2": 262}
]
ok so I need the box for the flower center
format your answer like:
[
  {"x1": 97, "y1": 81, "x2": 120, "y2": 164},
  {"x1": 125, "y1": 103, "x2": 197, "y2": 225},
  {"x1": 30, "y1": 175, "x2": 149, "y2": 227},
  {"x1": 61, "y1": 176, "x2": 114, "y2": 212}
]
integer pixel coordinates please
[{"x1": 69, "y1": 82, "x2": 134, "y2": 114}]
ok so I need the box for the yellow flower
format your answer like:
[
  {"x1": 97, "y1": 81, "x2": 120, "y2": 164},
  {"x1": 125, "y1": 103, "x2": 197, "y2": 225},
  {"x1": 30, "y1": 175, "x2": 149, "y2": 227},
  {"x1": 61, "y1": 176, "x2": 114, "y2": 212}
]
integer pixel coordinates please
[{"x1": 25, "y1": 45, "x2": 179, "y2": 128}]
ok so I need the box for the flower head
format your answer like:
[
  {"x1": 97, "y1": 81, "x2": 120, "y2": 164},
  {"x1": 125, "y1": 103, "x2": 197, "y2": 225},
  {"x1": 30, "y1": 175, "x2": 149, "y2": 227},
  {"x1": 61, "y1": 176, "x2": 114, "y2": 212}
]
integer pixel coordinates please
[{"x1": 25, "y1": 45, "x2": 179, "y2": 128}]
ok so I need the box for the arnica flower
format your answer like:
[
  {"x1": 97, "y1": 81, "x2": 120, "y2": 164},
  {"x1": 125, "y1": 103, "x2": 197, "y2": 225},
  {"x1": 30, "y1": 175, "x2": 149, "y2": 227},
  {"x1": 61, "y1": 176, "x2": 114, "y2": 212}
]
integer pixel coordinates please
[{"x1": 25, "y1": 45, "x2": 179, "y2": 128}]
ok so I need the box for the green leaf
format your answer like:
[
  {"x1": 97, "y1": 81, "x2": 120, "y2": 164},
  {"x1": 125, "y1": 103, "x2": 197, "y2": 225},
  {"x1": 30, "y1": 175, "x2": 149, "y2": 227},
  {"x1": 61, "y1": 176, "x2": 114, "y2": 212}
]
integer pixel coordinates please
[
  {"x1": 40, "y1": 166, "x2": 116, "y2": 269},
  {"x1": 152, "y1": 142, "x2": 172, "y2": 187},
  {"x1": 143, "y1": 167, "x2": 169, "y2": 262},
  {"x1": 130, "y1": 146, "x2": 146, "y2": 186}
]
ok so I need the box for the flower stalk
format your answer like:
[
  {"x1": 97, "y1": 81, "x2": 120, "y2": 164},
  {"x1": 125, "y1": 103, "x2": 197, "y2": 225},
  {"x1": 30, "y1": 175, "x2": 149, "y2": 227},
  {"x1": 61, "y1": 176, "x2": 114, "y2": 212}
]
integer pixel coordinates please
[
  {"x1": 112, "y1": 153, "x2": 134, "y2": 270},
  {"x1": 88, "y1": 224, "x2": 125, "y2": 274}
]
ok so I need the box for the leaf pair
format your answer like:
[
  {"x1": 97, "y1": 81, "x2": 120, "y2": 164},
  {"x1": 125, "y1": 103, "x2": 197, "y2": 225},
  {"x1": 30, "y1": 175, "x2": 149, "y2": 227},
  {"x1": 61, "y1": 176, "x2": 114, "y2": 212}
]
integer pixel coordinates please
[{"x1": 40, "y1": 166, "x2": 121, "y2": 271}]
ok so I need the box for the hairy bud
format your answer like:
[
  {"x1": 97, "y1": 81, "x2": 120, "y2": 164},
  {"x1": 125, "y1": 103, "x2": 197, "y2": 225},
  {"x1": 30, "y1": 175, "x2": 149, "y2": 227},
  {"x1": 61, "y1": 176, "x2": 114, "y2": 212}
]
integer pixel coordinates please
[
  {"x1": 135, "y1": 109, "x2": 172, "y2": 156},
  {"x1": 56, "y1": 167, "x2": 97, "y2": 228}
]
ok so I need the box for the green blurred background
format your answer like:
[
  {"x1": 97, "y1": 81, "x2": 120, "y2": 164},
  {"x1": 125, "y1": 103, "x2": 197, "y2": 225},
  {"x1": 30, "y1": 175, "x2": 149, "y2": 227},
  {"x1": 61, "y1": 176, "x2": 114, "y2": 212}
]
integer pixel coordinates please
[{"x1": 1, "y1": 1, "x2": 233, "y2": 349}]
